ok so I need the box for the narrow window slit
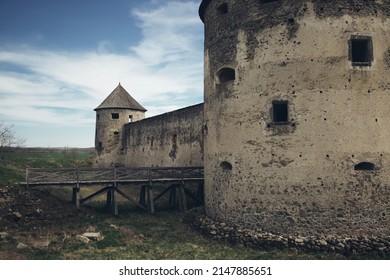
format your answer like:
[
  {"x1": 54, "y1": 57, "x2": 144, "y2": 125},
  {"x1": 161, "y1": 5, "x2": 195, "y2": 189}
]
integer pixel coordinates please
[{"x1": 354, "y1": 162, "x2": 375, "y2": 171}]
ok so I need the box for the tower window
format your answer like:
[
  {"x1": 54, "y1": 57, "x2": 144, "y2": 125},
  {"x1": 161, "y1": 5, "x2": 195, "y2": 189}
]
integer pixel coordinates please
[
  {"x1": 349, "y1": 36, "x2": 373, "y2": 66},
  {"x1": 354, "y1": 162, "x2": 375, "y2": 171},
  {"x1": 217, "y1": 67, "x2": 235, "y2": 83},
  {"x1": 111, "y1": 113, "x2": 119, "y2": 119},
  {"x1": 217, "y1": 3, "x2": 228, "y2": 15},
  {"x1": 272, "y1": 101, "x2": 289, "y2": 123},
  {"x1": 220, "y1": 161, "x2": 233, "y2": 171},
  {"x1": 260, "y1": 0, "x2": 279, "y2": 4},
  {"x1": 129, "y1": 115, "x2": 133, "y2": 122}
]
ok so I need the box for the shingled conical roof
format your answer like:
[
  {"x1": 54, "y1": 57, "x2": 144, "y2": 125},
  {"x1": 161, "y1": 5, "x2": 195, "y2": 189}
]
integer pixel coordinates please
[{"x1": 94, "y1": 83, "x2": 147, "y2": 111}]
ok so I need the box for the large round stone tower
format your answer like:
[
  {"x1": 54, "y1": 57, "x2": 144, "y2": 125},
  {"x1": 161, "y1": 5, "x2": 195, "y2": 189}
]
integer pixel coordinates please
[
  {"x1": 199, "y1": 0, "x2": 390, "y2": 236},
  {"x1": 94, "y1": 83, "x2": 146, "y2": 167}
]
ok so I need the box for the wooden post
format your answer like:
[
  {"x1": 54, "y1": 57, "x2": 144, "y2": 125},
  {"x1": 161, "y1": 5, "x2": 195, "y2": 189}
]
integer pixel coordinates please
[
  {"x1": 105, "y1": 190, "x2": 112, "y2": 211},
  {"x1": 139, "y1": 186, "x2": 146, "y2": 206},
  {"x1": 110, "y1": 187, "x2": 118, "y2": 216},
  {"x1": 178, "y1": 182, "x2": 187, "y2": 212},
  {"x1": 72, "y1": 187, "x2": 80, "y2": 209},
  {"x1": 111, "y1": 168, "x2": 118, "y2": 216},
  {"x1": 25, "y1": 169, "x2": 29, "y2": 188},
  {"x1": 197, "y1": 182, "x2": 204, "y2": 202},
  {"x1": 72, "y1": 168, "x2": 80, "y2": 209},
  {"x1": 178, "y1": 169, "x2": 187, "y2": 211},
  {"x1": 146, "y1": 181, "x2": 154, "y2": 214},
  {"x1": 169, "y1": 185, "x2": 177, "y2": 206}
]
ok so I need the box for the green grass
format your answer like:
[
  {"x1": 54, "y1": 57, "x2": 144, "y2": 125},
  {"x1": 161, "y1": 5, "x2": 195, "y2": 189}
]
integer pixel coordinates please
[
  {"x1": 0, "y1": 147, "x2": 94, "y2": 184},
  {"x1": 24, "y1": 208, "x2": 348, "y2": 260}
]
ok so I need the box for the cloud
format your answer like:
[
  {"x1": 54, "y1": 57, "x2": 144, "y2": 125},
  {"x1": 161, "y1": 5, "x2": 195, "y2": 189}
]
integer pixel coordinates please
[
  {"x1": 0, "y1": 0, "x2": 203, "y2": 147},
  {"x1": 131, "y1": 1, "x2": 202, "y2": 65}
]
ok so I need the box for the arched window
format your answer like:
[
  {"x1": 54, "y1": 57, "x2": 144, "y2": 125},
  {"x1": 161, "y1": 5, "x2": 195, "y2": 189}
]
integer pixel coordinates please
[
  {"x1": 217, "y1": 67, "x2": 235, "y2": 84},
  {"x1": 354, "y1": 162, "x2": 375, "y2": 171},
  {"x1": 220, "y1": 161, "x2": 233, "y2": 171}
]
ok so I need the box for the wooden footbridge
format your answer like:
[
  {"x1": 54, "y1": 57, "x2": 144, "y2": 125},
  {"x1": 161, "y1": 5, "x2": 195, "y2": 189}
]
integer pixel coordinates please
[{"x1": 24, "y1": 167, "x2": 204, "y2": 215}]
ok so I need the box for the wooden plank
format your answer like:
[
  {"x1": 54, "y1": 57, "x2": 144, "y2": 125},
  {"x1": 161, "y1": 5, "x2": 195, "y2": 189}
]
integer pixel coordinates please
[
  {"x1": 25, "y1": 167, "x2": 204, "y2": 183},
  {"x1": 153, "y1": 185, "x2": 173, "y2": 202},
  {"x1": 80, "y1": 186, "x2": 111, "y2": 204},
  {"x1": 184, "y1": 187, "x2": 203, "y2": 204},
  {"x1": 116, "y1": 188, "x2": 147, "y2": 211}
]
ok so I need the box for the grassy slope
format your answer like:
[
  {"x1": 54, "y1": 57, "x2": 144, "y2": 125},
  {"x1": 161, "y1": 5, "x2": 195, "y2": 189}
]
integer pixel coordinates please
[{"x1": 0, "y1": 148, "x2": 94, "y2": 184}]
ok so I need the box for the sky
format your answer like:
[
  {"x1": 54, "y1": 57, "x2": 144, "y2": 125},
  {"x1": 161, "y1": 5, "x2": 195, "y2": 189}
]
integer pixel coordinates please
[{"x1": 0, "y1": 0, "x2": 204, "y2": 147}]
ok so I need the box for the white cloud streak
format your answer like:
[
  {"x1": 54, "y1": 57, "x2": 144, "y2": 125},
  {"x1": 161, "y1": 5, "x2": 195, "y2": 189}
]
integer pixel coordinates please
[{"x1": 0, "y1": 1, "x2": 203, "y2": 146}]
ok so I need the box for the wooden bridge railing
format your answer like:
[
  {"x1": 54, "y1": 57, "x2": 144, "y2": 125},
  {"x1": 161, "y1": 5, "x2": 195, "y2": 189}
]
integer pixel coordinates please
[{"x1": 24, "y1": 167, "x2": 204, "y2": 215}]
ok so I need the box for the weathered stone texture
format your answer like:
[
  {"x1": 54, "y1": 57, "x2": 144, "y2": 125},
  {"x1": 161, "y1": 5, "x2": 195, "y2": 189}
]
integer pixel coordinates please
[
  {"x1": 95, "y1": 102, "x2": 204, "y2": 168},
  {"x1": 122, "y1": 104, "x2": 204, "y2": 167},
  {"x1": 201, "y1": 0, "x2": 390, "y2": 236},
  {"x1": 94, "y1": 108, "x2": 145, "y2": 167}
]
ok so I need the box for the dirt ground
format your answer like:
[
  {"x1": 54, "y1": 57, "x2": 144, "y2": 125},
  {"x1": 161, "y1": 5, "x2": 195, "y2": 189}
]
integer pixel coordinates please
[{"x1": 0, "y1": 185, "x2": 97, "y2": 259}]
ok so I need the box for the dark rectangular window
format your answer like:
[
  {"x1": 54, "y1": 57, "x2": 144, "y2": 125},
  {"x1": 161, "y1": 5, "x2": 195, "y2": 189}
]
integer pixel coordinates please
[
  {"x1": 129, "y1": 115, "x2": 133, "y2": 122},
  {"x1": 260, "y1": 0, "x2": 279, "y2": 4},
  {"x1": 349, "y1": 36, "x2": 373, "y2": 66},
  {"x1": 111, "y1": 113, "x2": 119, "y2": 119},
  {"x1": 272, "y1": 101, "x2": 288, "y2": 123}
]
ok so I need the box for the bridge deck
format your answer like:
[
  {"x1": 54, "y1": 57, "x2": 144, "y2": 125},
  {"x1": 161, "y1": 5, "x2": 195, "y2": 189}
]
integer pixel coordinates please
[{"x1": 23, "y1": 167, "x2": 204, "y2": 215}]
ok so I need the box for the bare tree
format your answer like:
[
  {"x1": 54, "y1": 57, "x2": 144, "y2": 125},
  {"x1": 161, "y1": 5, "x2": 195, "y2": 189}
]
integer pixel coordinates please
[{"x1": 0, "y1": 122, "x2": 26, "y2": 150}]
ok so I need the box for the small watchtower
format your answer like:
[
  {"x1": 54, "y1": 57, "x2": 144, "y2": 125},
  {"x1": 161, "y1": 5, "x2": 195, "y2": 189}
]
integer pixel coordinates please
[{"x1": 94, "y1": 83, "x2": 146, "y2": 166}]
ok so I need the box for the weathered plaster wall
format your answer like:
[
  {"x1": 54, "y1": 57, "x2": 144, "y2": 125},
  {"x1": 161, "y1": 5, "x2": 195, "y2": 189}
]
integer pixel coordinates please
[
  {"x1": 202, "y1": 0, "x2": 390, "y2": 236},
  {"x1": 122, "y1": 104, "x2": 204, "y2": 168}
]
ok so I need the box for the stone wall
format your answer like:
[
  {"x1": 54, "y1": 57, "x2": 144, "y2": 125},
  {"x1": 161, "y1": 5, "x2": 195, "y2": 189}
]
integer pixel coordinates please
[
  {"x1": 201, "y1": 0, "x2": 390, "y2": 236},
  {"x1": 122, "y1": 103, "x2": 204, "y2": 168}
]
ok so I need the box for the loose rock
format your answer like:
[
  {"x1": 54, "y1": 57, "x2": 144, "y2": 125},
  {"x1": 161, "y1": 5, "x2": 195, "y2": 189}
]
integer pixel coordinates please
[
  {"x1": 76, "y1": 235, "x2": 90, "y2": 244},
  {"x1": 82, "y1": 232, "x2": 104, "y2": 241},
  {"x1": 184, "y1": 207, "x2": 390, "y2": 257},
  {"x1": 16, "y1": 242, "x2": 28, "y2": 250}
]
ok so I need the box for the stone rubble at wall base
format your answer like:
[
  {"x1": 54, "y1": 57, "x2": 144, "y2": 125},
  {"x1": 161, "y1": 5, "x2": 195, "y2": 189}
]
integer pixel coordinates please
[{"x1": 184, "y1": 207, "x2": 389, "y2": 258}]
